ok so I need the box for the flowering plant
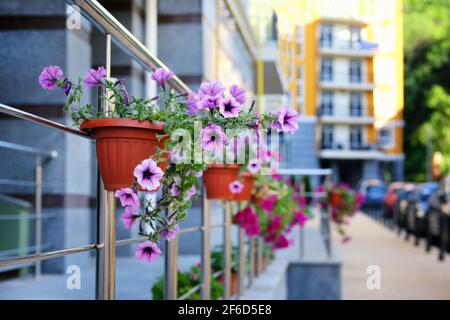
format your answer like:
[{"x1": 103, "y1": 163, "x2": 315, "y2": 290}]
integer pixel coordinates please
[
  {"x1": 316, "y1": 183, "x2": 364, "y2": 242},
  {"x1": 38, "y1": 65, "x2": 299, "y2": 263}
]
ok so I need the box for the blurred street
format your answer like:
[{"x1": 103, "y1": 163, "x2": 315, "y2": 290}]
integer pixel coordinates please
[{"x1": 337, "y1": 214, "x2": 450, "y2": 299}]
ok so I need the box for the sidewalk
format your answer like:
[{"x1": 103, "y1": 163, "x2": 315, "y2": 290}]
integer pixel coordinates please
[{"x1": 335, "y1": 213, "x2": 450, "y2": 299}]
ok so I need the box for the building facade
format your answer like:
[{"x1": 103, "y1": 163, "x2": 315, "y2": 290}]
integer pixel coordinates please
[{"x1": 276, "y1": 0, "x2": 404, "y2": 185}]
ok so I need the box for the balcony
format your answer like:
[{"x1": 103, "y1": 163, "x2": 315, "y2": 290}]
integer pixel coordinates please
[
  {"x1": 319, "y1": 115, "x2": 374, "y2": 125},
  {"x1": 318, "y1": 41, "x2": 377, "y2": 58},
  {"x1": 319, "y1": 143, "x2": 382, "y2": 160},
  {"x1": 319, "y1": 80, "x2": 375, "y2": 91}
]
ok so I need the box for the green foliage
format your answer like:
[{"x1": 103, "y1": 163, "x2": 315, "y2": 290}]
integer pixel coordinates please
[{"x1": 404, "y1": 0, "x2": 450, "y2": 181}]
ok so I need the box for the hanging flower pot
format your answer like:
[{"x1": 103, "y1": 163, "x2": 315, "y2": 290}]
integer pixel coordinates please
[
  {"x1": 234, "y1": 173, "x2": 255, "y2": 202},
  {"x1": 204, "y1": 164, "x2": 240, "y2": 200},
  {"x1": 80, "y1": 118, "x2": 167, "y2": 191},
  {"x1": 329, "y1": 190, "x2": 344, "y2": 208}
]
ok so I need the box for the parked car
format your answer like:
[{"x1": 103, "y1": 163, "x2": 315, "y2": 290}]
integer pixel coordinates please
[
  {"x1": 393, "y1": 183, "x2": 415, "y2": 235},
  {"x1": 360, "y1": 179, "x2": 386, "y2": 207},
  {"x1": 383, "y1": 182, "x2": 404, "y2": 219},
  {"x1": 405, "y1": 182, "x2": 438, "y2": 245},
  {"x1": 426, "y1": 176, "x2": 450, "y2": 260}
]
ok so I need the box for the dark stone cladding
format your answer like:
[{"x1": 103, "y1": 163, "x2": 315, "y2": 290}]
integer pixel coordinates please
[
  {"x1": 158, "y1": 14, "x2": 202, "y2": 24},
  {"x1": 7, "y1": 193, "x2": 96, "y2": 208}
]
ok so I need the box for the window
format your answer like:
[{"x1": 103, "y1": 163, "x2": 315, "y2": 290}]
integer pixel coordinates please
[
  {"x1": 349, "y1": 26, "x2": 362, "y2": 49},
  {"x1": 321, "y1": 125, "x2": 334, "y2": 149},
  {"x1": 320, "y1": 91, "x2": 334, "y2": 116},
  {"x1": 350, "y1": 93, "x2": 363, "y2": 116},
  {"x1": 350, "y1": 126, "x2": 363, "y2": 149},
  {"x1": 349, "y1": 59, "x2": 362, "y2": 83},
  {"x1": 320, "y1": 58, "x2": 333, "y2": 81},
  {"x1": 320, "y1": 24, "x2": 333, "y2": 48},
  {"x1": 378, "y1": 128, "x2": 394, "y2": 149}
]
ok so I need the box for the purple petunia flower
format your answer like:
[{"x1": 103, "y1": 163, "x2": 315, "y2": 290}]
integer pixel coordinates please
[
  {"x1": 170, "y1": 183, "x2": 181, "y2": 197},
  {"x1": 186, "y1": 92, "x2": 202, "y2": 115},
  {"x1": 151, "y1": 68, "x2": 174, "y2": 90},
  {"x1": 160, "y1": 224, "x2": 180, "y2": 241},
  {"x1": 197, "y1": 81, "x2": 225, "y2": 110},
  {"x1": 115, "y1": 188, "x2": 140, "y2": 208},
  {"x1": 63, "y1": 80, "x2": 72, "y2": 96},
  {"x1": 187, "y1": 185, "x2": 197, "y2": 199},
  {"x1": 135, "y1": 241, "x2": 162, "y2": 263},
  {"x1": 229, "y1": 180, "x2": 244, "y2": 194},
  {"x1": 271, "y1": 106, "x2": 299, "y2": 134},
  {"x1": 219, "y1": 96, "x2": 241, "y2": 118},
  {"x1": 198, "y1": 81, "x2": 225, "y2": 98},
  {"x1": 201, "y1": 124, "x2": 227, "y2": 153},
  {"x1": 38, "y1": 65, "x2": 64, "y2": 90},
  {"x1": 229, "y1": 84, "x2": 246, "y2": 105},
  {"x1": 247, "y1": 159, "x2": 260, "y2": 174},
  {"x1": 83, "y1": 66, "x2": 106, "y2": 88},
  {"x1": 133, "y1": 159, "x2": 164, "y2": 191},
  {"x1": 121, "y1": 206, "x2": 139, "y2": 230}
]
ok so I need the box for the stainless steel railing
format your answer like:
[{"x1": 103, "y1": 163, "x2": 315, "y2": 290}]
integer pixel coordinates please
[{"x1": 0, "y1": 139, "x2": 57, "y2": 277}]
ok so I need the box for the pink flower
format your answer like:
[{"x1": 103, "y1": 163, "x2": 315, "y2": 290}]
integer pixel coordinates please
[
  {"x1": 38, "y1": 65, "x2": 64, "y2": 90},
  {"x1": 356, "y1": 192, "x2": 365, "y2": 206},
  {"x1": 261, "y1": 194, "x2": 278, "y2": 211},
  {"x1": 160, "y1": 225, "x2": 180, "y2": 241},
  {"x1": 271, "y1": 168, "x2": 282, "y2": 181},
  {"x1": 267, "y1": 215, "x2": 282, "y2": 234},
  {"x1": 135, "y1": 241, "x2": 162, "y2": 263},
  {"x1": 273, "y1": 234, "x2": 291, "y2": 249},
  {"x1": 115, "y1": 188, "x2": 140, "y2": 208},
  {"x1": 133, "y1": 159, "x2": 164, "y2": 191},
  {"x1": 201, "y1": 124, "x2": 227, "y2": 153},
  {"x1": 198, "y1": 81, "x2": 225, "y2": 110},
  {"x1": 229, "y1": 84, "x2": 246, "y2": 105},
  {"x1": 121, "y1": 206, "x2": 139, "y2": 230},
  {"x1": 271, "y1": 106, "x2": 299, "y2": 134},
  {"x1": 151, "y1": 68, "x2": 174, "y2": 89},
  {"x1": 294, "y1": 211, "x2": 308, "y2": 227},
  {"x1": 191, "y1": 272, "x2": 198, "y2": 281},
  {"x1": 83, "y1": 66, "x2": 106, "y2": 88},
  {"x1": 299, "y1": 195, "x2": 307, "y2": 208},
  {"x1": 247, "y1": 159, "x2": 260, "y2": 174},
  {"x1": 187, "y1": 185, "x2": 197, "y2": 199},
  {"x1": 219, "y1": 96, "x2": 241, "y2": 118},
  {"x1": 186, "y1": 92, "x2": 202, "y2": 115},
  {"x1": 229, "y1": 180, "x2": 244, "y2": 194},
  {"x1": 170, "y1": 183, "x2": 181, "y2": 196}
]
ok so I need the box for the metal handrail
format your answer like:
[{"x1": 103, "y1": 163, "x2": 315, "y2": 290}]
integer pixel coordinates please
[
  {"x1": 0, "y1": 103, "x2": 91, "y2": 139},
  {"x1": 66, "y1": 0, "x2": 190, "y2": 94},
  {"x1": 0, "y1": 140, "x2": 57, "y2": 159}
]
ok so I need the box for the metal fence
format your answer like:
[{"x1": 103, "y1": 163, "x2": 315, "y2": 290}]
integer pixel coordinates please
[{"x1": 0, "y1": 0, "x2": 334, "y2": 300}]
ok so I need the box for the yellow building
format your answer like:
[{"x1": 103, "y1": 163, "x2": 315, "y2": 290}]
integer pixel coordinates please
[{"x1": 276, "y1": 0, "x2": 404, "y2": 183}]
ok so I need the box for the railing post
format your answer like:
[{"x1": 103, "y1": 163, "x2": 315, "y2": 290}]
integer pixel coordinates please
[
  {"x1": 201, "y1": 184, "x2": 211, "y2": 300},
  {"x1": 165, "y1": 208, "x2": 179, "y2": 300},
  {"x1": 299, "y1": 180, "x2": 305, "y2": 260},
  {"x1": 34, "y1": 156, "x2": 42, "y2": 278},
  {"x1": 256, "y1": 237, "x2": 263, "y2": 276},
  {"x1": 248, "y1": 237, "x2": 255, "y2": 288},
  {"x1": 96, "y1": 33, "x2": 116, "y2": 300},
  {"x1": 324, "y1": 175, "x2": 332, "y2": 258},
  {"x1": 223, "y1": 201, "x2": 232, "y2": 299},
  {"x1": 238, "y1": 216, "x2": 246, "y2": 298}
]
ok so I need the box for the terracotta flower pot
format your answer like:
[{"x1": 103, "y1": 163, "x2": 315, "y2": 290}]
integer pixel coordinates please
[
  {"x1": 80, "y1": 118, "x2": 167, "y2": 191},
  {"x1": 234, "y1": 173, "x2": 255, "y2": 202},
  {"x1": 203, "y1": 164, "x2": 240, "y2": 200},
  {"x1": 329, "y1": 191, "x2": 343, "y2": 208}
]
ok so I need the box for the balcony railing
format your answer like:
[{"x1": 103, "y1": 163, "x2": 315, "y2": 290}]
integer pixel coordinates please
[{"x1": 0, "y1": 0, "x2": 336, "y2": 300}]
